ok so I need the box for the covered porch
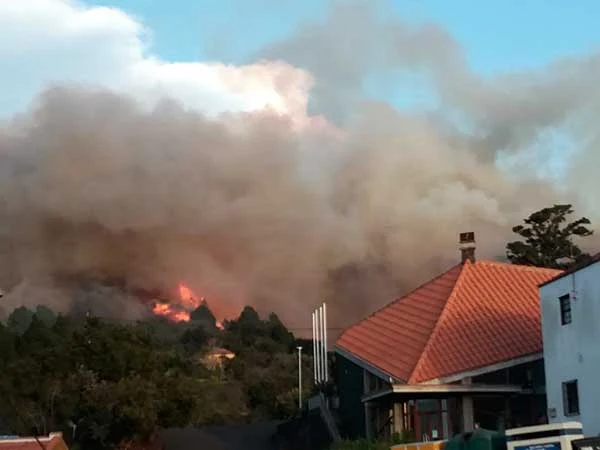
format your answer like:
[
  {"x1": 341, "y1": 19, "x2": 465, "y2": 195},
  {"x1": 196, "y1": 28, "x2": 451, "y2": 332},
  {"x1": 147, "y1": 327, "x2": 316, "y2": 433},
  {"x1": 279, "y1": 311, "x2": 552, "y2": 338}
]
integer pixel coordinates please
[{"x1": 362, "y1": 382, "x2": 539, "y2": 441}]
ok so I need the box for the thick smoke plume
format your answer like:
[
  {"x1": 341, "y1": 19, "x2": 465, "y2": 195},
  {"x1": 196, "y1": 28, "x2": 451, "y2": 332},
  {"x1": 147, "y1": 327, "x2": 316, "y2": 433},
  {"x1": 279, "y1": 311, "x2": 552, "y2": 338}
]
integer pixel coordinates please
[{"x1": 0, "y1": 1, "x2": 599, "y2": 327}]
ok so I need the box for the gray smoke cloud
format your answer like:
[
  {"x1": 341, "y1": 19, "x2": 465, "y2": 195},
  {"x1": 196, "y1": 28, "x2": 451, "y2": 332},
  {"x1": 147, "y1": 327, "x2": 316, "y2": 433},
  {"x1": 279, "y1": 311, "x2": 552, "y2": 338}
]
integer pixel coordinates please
[{"x1": 0, "y1": 0, "x2": 598, "y2": 327}]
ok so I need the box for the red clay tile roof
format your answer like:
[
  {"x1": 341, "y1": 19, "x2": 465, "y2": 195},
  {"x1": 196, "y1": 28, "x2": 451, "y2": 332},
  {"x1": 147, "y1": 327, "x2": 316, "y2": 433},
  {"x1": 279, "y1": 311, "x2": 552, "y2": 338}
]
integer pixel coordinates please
[
  {"x1": 336, "y1": 264, "x2": 463, "y2": 381},
  {"x1": 0, "y1": 433, "x2": 67, "y2": 450},
  {"x1": 336, "y1": 260, "x2": 561, "y2": 384}
]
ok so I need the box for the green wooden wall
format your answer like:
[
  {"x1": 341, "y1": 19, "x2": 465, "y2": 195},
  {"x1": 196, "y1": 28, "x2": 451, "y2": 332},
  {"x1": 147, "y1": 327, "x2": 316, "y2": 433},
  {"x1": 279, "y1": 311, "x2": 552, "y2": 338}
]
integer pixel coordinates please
[{"x1": 335, "y1": 354, "x2": 366, "y2": 438}]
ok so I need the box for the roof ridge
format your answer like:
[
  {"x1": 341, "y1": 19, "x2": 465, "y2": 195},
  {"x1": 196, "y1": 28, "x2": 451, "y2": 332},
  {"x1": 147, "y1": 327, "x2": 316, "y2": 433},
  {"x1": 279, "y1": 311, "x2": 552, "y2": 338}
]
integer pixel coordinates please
[
  {"x1": 407, "y1": 260, "x2": 470, "y2": 383},
  {"x1": 336, "y1": 262, "x2": 463, "y2": 341},
  {"x1": 473, "y1": 259, "x2": 561, "y2": 273}
]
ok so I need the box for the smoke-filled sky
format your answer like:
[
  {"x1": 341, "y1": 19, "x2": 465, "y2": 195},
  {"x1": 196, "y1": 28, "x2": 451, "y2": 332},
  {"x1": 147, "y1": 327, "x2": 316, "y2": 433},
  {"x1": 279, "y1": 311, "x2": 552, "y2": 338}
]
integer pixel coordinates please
[{"x1": 0, "y1": 0, "x2": 599, "y2": 327}]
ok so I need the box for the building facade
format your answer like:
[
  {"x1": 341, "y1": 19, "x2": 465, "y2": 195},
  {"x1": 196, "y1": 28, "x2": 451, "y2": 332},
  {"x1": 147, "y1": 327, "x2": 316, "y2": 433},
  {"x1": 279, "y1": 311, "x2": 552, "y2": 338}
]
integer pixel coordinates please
[
  {"x1": 336, "y1": 353, "x2": 548, "y2": 441},
  {"x1": 539, "y1": 255, "x2": 600, "y2": 436},
  {"x1": 335, "y1": 235, "x2": 561, "y2": 441}
]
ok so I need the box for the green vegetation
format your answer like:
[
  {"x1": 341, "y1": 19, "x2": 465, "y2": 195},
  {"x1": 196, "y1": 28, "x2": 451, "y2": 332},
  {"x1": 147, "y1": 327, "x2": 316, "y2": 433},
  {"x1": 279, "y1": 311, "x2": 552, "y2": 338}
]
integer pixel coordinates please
[
  {"x1": 506, "y1": 204, "x2": 594, "y2": 269},
  {"x1": 0, "y1": 303, "x2": 312, "y2": 449}
]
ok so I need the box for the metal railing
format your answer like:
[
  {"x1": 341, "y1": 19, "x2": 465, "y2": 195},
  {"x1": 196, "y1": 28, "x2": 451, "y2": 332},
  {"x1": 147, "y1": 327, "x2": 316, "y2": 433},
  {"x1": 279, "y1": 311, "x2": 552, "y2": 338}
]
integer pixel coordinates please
[{"x1": 307, "y1": 393, "x2": 341, "y2": 442}]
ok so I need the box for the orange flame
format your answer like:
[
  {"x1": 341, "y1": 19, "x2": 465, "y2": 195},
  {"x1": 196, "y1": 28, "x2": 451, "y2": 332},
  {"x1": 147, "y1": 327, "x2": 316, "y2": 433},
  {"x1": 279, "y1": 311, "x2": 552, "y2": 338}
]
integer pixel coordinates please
[
  {"x1": 178, "y1": 283, "x2": 203, "y2": 310},
  {"x1": 152, "y1": 302, "x2": 190, "y2": 322},
  {"x1": 151, "y1": 283, "x2": 226, "y2": 328}
]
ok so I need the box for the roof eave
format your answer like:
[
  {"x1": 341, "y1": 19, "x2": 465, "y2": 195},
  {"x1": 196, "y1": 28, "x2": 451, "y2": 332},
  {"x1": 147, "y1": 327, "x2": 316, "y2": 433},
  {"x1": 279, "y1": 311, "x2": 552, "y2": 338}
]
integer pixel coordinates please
[
  {"x1": 361, "y1": 383, "x2": 532, "y2": 402},
  {"x1": 335, "y1": 345, "x2": 405, "y2": 384},
  {"x1": 418, "y1": 352, "x2": 544, "y2": 384}
]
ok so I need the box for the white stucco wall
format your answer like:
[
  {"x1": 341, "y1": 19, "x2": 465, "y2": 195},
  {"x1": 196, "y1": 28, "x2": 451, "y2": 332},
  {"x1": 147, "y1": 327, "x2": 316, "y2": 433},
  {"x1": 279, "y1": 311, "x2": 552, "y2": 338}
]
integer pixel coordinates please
[{"x1": 540, "y1": 260, "x2": 600, "y2": 436}]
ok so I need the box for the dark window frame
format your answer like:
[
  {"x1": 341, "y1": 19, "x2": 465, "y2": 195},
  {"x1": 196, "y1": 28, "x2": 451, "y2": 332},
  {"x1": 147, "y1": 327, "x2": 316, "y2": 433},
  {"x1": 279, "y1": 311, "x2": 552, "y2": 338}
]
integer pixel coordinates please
[
  {"x1": 562, "y1": 379, "x2": 580, "y2": 416},
  {"x1": 559, "y1": 294, "x2": 572, "y2": 325}
]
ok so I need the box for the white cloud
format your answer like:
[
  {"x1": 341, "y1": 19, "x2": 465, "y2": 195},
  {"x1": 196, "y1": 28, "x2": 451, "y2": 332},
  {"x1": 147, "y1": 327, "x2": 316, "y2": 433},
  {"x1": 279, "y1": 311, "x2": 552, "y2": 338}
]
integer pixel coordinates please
[{"x1": 0, "y1": 0, "x2": 314, "y2": 118}]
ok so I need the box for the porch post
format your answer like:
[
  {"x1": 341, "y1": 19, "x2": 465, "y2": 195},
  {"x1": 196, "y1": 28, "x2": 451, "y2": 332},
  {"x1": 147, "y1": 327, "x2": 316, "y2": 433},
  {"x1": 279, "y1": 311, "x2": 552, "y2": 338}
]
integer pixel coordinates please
[
  {"x1": 461, "y1": 377, "x2": 474, "y2": 431},
  {"x1": 441, "y1": 399, "x2": 449, "y2": 439},
  {"x1": 461, "y1": 396, "x2": 474, "y2": 431},
  {"x1": 365, "y1": 402, "x2": 372, "y2": 439},
  {"x1": 393, "y1": 402, "x2": 404, "y2": 435},
  {"x1": 503, "y1": 395, "x2": 511, "y2": 430},
  {"x1": 413, "y1": 401, "x2": 420, "y2": 439}
]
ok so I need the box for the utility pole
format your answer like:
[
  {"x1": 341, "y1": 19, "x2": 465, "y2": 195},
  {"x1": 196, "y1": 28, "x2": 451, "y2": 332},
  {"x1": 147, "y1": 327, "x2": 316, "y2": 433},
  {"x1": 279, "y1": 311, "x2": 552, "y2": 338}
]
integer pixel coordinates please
[{"x1": 297, "y1": 346, "x2": 303, "y2": 410}]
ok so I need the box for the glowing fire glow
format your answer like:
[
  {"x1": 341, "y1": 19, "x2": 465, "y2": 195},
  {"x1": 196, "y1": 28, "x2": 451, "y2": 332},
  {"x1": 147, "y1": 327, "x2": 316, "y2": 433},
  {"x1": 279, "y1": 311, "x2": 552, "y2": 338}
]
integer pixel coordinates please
[
  {"x1": 178, "y1": 284, "x2": 203, "y2": 310},
  {"x1": 151, "y1": 302, "x2": 190, "y2": 323},
  {"x1": 151, "y1": 283, "x2": 224, "y2": 329}
]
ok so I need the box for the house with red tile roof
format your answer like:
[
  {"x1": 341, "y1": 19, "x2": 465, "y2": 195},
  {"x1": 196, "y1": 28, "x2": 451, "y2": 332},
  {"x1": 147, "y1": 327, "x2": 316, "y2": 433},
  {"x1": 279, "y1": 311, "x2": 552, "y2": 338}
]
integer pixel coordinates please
[
  {"x1": 334, "y1": 233, "x2": 561, "y2": 441},
  {"x1": 0, "y1": 432, "x2": 68, "y2": 450}
]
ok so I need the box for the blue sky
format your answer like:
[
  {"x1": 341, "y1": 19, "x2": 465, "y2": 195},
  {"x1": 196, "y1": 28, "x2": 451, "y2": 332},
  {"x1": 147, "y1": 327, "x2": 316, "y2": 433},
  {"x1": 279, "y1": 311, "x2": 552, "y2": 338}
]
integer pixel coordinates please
[{"x1": 89, "y1": 0, "x2": 600, "y2": 76}]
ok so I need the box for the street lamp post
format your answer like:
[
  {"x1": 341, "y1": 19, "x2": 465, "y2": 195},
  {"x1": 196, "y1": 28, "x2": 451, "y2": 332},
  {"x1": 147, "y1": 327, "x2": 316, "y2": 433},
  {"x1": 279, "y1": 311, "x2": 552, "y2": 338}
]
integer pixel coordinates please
[{"x1": 297, "y1": 346, "x2": 303, "y2": 410}]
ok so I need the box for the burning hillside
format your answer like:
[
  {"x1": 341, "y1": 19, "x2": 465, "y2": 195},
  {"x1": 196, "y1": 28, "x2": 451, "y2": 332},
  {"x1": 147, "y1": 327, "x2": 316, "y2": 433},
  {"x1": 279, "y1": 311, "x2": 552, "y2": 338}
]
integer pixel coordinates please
[
  {"x1": 151, "y1": 283, "x2": 226, "y2": 328},
  {"x1": 0, "y1": 272, "x2": 234, "y2": 327}
]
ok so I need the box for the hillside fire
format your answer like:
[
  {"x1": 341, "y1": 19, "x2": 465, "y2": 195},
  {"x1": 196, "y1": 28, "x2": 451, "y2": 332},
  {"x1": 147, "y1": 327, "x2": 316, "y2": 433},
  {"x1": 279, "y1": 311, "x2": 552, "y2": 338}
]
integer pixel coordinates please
[{"x1": 151, "y1": 283, "x2": 225, "y2": 328}]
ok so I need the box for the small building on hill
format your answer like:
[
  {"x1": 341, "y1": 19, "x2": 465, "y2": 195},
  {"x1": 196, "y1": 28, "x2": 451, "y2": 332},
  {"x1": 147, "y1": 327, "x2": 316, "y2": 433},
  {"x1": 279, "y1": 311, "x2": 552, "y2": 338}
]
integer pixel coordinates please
[
  {"x1": 0, "y1": 432, "x2": 68, "y2": 450},
  {"x1": 334, "y1": 233, "x2": 561, "y2": 441},
  {"x1": 539, "y1": 253, "x2": 600, "y2": 436},
  {"x1": 202, "y1": 347, "x2": 236, "y2": 368}
]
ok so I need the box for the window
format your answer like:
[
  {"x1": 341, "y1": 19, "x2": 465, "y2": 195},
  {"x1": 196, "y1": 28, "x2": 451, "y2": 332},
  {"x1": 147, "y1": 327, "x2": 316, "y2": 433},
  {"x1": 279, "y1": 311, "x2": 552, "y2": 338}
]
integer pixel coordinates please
[
  {"x1": 562, "y1": 380, "x2": 580, "y2": 416},
  {"x1": 559, "y1": 294, "x2": 572, "y2": 325}
]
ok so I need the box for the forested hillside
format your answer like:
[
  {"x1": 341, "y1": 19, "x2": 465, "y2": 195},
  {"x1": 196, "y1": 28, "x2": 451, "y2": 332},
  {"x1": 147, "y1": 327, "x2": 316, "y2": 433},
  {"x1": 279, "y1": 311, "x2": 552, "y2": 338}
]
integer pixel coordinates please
[{"x1": 0, "y1": 304, "x2": 314, "y2": 449}]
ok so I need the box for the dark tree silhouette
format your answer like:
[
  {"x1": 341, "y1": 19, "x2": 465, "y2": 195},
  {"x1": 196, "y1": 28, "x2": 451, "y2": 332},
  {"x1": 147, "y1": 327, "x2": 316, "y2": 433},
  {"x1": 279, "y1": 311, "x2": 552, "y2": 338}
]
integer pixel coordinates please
[
  {"x1": 190, "y1": 300, "x2": 217, "y2": 330},
  {"x1": 506, "y1": 204, "x2": 593, "y2": 269}
]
